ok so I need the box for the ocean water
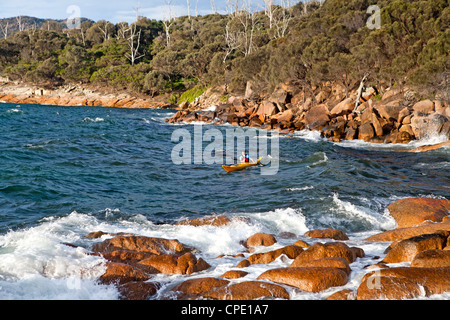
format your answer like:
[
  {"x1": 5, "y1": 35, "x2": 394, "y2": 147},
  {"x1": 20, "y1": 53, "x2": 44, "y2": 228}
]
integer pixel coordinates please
[{"x1": 0, "y1": 102, "x2": 449, "y2": 300}]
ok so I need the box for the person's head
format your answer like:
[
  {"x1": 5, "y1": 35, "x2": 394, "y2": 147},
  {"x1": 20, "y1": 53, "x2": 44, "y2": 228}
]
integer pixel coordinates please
[{"x1": 242, "y1": 151, "x2": 246, "y2": 156}]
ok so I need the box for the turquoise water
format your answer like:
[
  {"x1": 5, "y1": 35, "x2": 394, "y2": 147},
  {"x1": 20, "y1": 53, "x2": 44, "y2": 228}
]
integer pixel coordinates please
[{"x1": 0, "y1": 102, "x2": 448, "y2": 299}]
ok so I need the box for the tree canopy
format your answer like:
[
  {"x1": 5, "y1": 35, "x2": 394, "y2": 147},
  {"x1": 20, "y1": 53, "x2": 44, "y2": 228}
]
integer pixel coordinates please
[{"x1": 0, "y1": 0, "x2": 447, "y2": 101}]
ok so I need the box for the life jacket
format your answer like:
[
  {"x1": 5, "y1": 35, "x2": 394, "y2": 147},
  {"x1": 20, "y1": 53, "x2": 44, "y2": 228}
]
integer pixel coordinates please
[{"x1": 244, "y1": 153, "x2": 250, "y2": 163}]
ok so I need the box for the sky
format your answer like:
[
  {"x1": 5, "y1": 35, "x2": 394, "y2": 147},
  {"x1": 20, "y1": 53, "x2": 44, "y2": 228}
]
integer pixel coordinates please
[{"x1": 0, "y1": 0, "x2": 231, "y2": 23}]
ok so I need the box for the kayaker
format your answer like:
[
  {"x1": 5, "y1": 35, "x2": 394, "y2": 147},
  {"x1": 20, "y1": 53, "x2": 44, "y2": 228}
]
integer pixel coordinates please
[{"x1": 240, "y1": 151, "x2": 252, "y2": 163}]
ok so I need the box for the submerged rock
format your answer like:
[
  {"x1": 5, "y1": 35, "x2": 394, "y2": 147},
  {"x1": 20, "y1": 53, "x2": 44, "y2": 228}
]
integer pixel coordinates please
[
  {"x1": 176, "y1": 215, "x2": 231, "y2": 227},
  {"x1": 409, "y1": 140, "x2": 450, "y2": 153}
]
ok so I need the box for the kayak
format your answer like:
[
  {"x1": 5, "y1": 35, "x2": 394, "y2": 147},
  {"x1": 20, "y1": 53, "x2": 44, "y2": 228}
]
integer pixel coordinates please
[{"x1": 222, "y1": 157, "x2": 262, "y2": 173}]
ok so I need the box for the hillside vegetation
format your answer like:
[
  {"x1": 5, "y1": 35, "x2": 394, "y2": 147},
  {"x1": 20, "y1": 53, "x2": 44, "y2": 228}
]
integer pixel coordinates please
[{"x1": 0, "y1": 0, "x2": 448, "y2": 103}]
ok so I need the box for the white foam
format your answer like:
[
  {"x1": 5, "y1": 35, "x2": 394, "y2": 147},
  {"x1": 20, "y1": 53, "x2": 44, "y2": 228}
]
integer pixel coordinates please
[
  {"x1": 238, "y1": 208, "x2": 309, "y2": 236},
  {"x1": 330, "y1": 193, "x2": 397, "y2": 231},
  {"x1": 0, "y1": 275, "x2": 118, "y2": 300},
  {"x1": 407, "y1": 134, "x2": 449, "y2": 149},
  {"x1": 6, "y1": 108, "x2": 23, "y2": 114},
  {"x1": 336, "y1": 133, "x2": 449, "y2": 152},
  {"x1": 0, "y1": 212, "x2": 113, "y2": 299},
  {"x1": 292, "y1": 130, "x2": 324, "y2": 142},
  {"x1": 163, "y1": 220, "x2": 259, "y2": 257},
  {"x1": 285, "y1": 186, "x2": 314, "y2": 191},
  {"x1": 0, "y1": 206, "x2": 443, "y2": 300},
  {"x1": 83, "y1": 117, "x2": 105, "y2": 123}
]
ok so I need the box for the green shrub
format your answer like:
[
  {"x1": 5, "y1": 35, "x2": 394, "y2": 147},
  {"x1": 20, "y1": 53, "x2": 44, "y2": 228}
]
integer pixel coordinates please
[{"x1": 177, "y1": 85, "x2": 207, "y2": 104}]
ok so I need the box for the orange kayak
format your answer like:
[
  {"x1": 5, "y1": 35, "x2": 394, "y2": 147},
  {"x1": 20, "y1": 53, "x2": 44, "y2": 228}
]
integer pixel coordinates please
[{"x1": 222, "y1": 157, "x2": 262, "y2": 173}]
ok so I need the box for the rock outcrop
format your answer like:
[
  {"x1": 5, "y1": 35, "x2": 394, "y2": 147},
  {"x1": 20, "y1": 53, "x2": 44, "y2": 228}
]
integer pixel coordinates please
[
  {"x1": 166, "y1": 85, "x2": 450, "y2": 148},
  {"x1": 83, "y1": 197, "x2": 450, "y2": 300},
  {"x1": 0, "y1": 83, "x2": 175, "y2": 109},
  {"x1": 386, "y1": 197, "x2": 450, "y2": 228}
]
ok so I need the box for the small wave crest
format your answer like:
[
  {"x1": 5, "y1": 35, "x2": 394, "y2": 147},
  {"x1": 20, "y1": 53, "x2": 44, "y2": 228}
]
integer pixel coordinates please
[
  {"x1": 285, "y1": 186, "x2": 314, "y2": 192},
  {"x1": 336, "y1": 132, "x2": 449, "y2": 152},
  {"x1": 408, "y1": 134, "x2": 449, "y2": 149},
  {"x1": 6, "y1": 108, "x2": 23, "y2": 114},
  {"x1": 83, "y1": 117, "x2": 105, "y2": 123},
  {"x1": 329, "y1": 193, "x2": 396, "y2": 231},
  {"x1": 292, "y1": 130, "x2": 324, "y2": 142}
]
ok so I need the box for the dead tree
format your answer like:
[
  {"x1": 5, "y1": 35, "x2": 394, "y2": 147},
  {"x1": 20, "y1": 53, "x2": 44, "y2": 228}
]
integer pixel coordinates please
[
  {"x1": 210, "y1": 0, "x2": 217, "y2": 13},
  {"x1": 0, "y1": 22, "x2": 8, "y2": 39},
  {"x1": 97, "y1": 21, "x2": 112, "y2": 42},
  {"x1": 16, "y1": 16, "x2": 25, "y2": 32},
  {"x1": 162, "y1": 0, "x2": 175, "y2": 47},
  {"x1": 262, "y1": 0, "x2": 294, "y2": 39},
  {"x1": 272, "y1": 0, "x2": 292, "y2": 39},
  {"x1": 223, "y1": 0, "x2": 258, "y2": 61},
  {"x1": 125, "y1": 24, "x2": 145, "y2": 66},
  {"x1": 236, "y1": 0, "x2": 258, "y2": 57},
  {"x1": 116, "y1": 22, "x2": 129, "y2": 40},
  {"x1": 262, "y1": 0, "x2": 274, "y2": 28},
  {"x1": 223, "y1": 22, "x2": 241, "y2": 63},
  {"x1": 195, "y1": 0, "x2": 200, "y2": 17},
  {"x1": 355, "y1": 72, "x2": 370, "y2": 108}
]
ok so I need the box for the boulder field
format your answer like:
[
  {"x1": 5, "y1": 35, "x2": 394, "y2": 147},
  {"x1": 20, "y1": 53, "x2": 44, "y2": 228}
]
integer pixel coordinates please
[
  {"x1": 82, "y1": 197, "x2": 450, "y2": 300},
  {"x1": 166, "y1": 85, "x2": 450, "y2": 149}
]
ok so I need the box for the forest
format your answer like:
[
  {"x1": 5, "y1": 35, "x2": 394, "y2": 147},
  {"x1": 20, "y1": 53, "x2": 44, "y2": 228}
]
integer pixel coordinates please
[{"x1": 0, "y1": 0, "x2": 448, "y2": 103}]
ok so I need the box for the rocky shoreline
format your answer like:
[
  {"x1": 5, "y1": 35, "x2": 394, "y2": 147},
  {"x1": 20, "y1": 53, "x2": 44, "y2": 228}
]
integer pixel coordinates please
[
  {"x1": 1, "y1": 81, "x2": 449, "y2": 151},
  {"x1": 80, "y1": 197, "x2": 450, "y2": 300},
  {"x1": 0, "y1": 82, "x2": 176, "y2": 109},
  {"x1": 166, "y1": 84, "x2": 450, "y2": 148}
]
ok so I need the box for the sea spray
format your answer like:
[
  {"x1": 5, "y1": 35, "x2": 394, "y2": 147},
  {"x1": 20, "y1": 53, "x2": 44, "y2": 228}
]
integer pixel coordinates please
[
  {"x1": 330, "y1": 193, "x2": 396, "y2": 231},
  {"x1": 0, "y1": 104, "x2": 448, "y2": 300}
]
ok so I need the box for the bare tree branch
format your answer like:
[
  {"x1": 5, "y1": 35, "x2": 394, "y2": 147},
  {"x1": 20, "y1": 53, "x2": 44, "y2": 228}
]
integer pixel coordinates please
[
  {"x1": 162, "y1": 0, "x2": 175, "y2": 47},
  {"x1": 0, "y1": 22, "x2": 9, "y2": 39},
  {"x1": 97, "y1": 21, "x2": 112, "y2": 42},
  {"x1": 125, "y1": 24, "x2": 145, "y2": 66}
]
